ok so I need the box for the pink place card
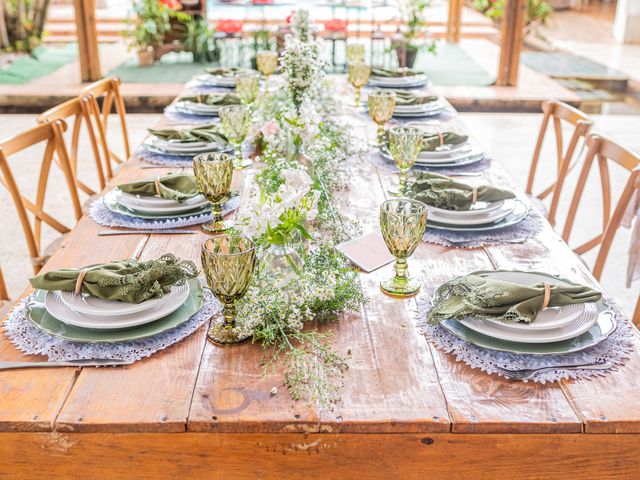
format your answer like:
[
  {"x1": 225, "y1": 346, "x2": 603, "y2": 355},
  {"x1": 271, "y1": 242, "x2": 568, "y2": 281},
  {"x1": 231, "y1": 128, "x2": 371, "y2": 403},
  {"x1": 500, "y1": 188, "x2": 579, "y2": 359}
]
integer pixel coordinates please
[{"x1": 337, "y1": 232, "x2": 395, "y2": 273}]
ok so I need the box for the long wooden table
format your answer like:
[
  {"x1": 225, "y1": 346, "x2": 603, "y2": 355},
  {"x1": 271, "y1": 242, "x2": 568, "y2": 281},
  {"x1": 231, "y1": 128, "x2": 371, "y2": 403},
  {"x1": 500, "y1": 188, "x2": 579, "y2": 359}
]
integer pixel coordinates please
[{"x1": 1, "y1": 78, "x2": 640, "y2": 479}]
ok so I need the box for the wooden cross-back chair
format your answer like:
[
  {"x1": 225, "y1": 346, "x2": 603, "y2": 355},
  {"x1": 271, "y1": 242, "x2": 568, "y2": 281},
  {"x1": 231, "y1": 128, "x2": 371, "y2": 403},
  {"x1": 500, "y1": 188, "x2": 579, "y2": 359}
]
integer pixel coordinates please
[
  {"x1": 80, "y1": 76, "x2": 130, "y2": 174},
  {"x1": 0, "y1": 121, "x2": 82, "y2": 273},
  {"x1": 525, "y1": 100, "x2": 594, "y2": 226},
  {"x1": 37, "y1": 96, "x2": 110, "y2": 197},
  {"x1": 0, "y1": 267, "x2": 8, "y2": 302},
  {"x1": 562, "y1": 134, "x2": 640, "y2": 324}
]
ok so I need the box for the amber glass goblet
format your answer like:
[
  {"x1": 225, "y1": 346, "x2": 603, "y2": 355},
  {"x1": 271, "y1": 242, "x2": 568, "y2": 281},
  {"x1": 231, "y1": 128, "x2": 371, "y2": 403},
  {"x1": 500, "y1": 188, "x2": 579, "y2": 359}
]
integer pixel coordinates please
[
  {"x1": 387, "y1": 126, "x2": 423, "y2": 197},
  {"x1": 236, "y1": 71, "x2": 260, "y2": 107},
  {"x1": 367, "y1": 90, "x2": 396, "y2": 146},
  {"x1": 201, "y1": 235, "x2": 256, "y2": 345},
  {"x1": 348, "y1": 61, "x2": 371, "y2": 107},
  {"x1": 193, "y1": 152, "x2": 234, "y2": 234},
  {"x1": 379, "y1": 199, "x2": 427, "y2": 297},
  {"x1": 346, "y1": 44, "x2": 365, "y2": 63},
  {"x1": 218, "y1": 104, "x2": 252, "y2": 169}
]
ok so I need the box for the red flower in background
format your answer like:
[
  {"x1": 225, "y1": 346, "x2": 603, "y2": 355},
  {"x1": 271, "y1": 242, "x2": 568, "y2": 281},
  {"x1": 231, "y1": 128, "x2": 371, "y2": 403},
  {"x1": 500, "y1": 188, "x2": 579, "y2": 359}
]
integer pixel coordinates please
[
  {"x1": 285, "y1": 11, "x2": 294, "y2": 24},
  {"x1": 252, "y1": 0, "x2": 273, "y2": 4},
  {"x1": 215, "y1": 19, "x2": 243, "y2": 34},
  {"x1": 159, "y1": 0, "x2": 182, "y2": 10},
  {"x1": 322, "y1": 19, "x2": 348, "y2": 32}
]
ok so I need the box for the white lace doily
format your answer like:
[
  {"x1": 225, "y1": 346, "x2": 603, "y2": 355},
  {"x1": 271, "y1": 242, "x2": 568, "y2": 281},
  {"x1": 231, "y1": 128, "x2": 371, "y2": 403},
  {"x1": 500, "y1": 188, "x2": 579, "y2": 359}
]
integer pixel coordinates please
[
  {"x1": 136, "y1": 147, "x2": 195, "y2": 167},
  {"x1": 88, "y1": 196, "x2": 239, "y2": 230},
  {"x1": 3, "y1": 289, "x2": 220, "y2": 363},
  {"x1": 417, "y1": 296, "x2": 634, "y2": 383}
]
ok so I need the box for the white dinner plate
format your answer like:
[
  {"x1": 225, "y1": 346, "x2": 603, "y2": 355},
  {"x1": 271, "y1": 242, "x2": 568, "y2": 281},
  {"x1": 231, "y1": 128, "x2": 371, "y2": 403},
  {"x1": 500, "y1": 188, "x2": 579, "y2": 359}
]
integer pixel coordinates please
[
  {"x1": 393, "y1": 107, "x2": 446, "y2": 118},
  {"x1": 429, "y1": 200, "x2": 506, "y2": 218},
  {"x1": 428, "y1": 200, "x2": 515, "y2": 226},
  {"x1": 369, "y1": 75, "x2": 429, "y2": 88},
  {"x1": 427, "y1": 199, "x2": 529, "y2": 232},
  {"x1": 174, "y1": 103, "x2": 219, "y2": 117},
  {"x1": 195, "y1": 74, "x2": 236, "y2": 87},
  {"x1": 118, "y1": 191, "x2": 207, "y2": 209},
  {"x1": 58, "y1": 281, "x2": 189, "y2": 317},
  {"x1": 417, "y1": 146, "x2": 484, "y2": 164},
  {"x1": 117, "y1": 191, "x2": 209, "y2": 214},
  {"x1": 394, "y1": 101, "x2": 445, "y2": 113},
  {"x1": 51, "y1": 283, "x2": 190, "y2": 330},
  {"x1": 103, "y1": 190, "x2": 211, "y2": 220},
  {"x1": 144, "y1": 137, "x2": 224, "y2": 155},
  {"x1": 415, "y1": 143, "x2": 471, "y2": 159},
  {"x1": 177, "y1": 101, "x2": 222, "y2": 114}
]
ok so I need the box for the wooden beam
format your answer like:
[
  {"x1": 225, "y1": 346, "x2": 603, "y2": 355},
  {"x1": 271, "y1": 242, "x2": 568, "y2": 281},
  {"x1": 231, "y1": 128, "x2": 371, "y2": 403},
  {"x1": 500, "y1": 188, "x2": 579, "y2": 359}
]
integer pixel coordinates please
[
  {"x1": 73, "y1": 0, "x2": 101, "y2": 82},
  {"x1": 496, "y1": 0, "x2": 526, "y2": 86},
  {"x1": 446, "y1": 0, "x2": 464, "y2": 43}
]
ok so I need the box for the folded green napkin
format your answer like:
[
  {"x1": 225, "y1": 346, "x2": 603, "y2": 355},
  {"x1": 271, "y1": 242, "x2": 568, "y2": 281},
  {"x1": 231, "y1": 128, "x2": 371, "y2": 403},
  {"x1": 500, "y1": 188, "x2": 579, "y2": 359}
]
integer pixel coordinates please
[
  {"x1": 426, "y1": 270, "x2": 602, "y2": 325},
  {"x1": 148, "y1": 124, "x2": 228, "y2": 144},
  {"x1": 30, "y1": 254, "x2": 198, "y2": 304},
  {"x1": 371, "y1": 67, "x2": 422, "y2": 78},
  {"x1": 205, "y1": 67, "x2": 247, "y2": 77},
  {"x1": 410, "y1": 172, "x2": 515, "y2": 211},
  {"x1": 392, "y1": 90, "x2": 439, "y2": 106},
  {"x1": 178, "y1": 93, "x2": 241, "y2": 106},
  {"x1": 119, "y1": 173, "x2": 199, "y2": 202}
]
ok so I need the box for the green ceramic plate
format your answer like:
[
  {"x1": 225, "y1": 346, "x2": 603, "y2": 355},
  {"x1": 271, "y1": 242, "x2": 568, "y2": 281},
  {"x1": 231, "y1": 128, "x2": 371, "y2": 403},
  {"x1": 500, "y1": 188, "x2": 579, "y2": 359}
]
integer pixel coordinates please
[
  {"x1": 439, "y1": 271, "x2": 616, "y2": 356},
  {"x1": 26, "y1": 279, "x2": 205, "y2": 343},
  {"x1": 103, "y1": 190, "x2": 211, "y2": 220}
]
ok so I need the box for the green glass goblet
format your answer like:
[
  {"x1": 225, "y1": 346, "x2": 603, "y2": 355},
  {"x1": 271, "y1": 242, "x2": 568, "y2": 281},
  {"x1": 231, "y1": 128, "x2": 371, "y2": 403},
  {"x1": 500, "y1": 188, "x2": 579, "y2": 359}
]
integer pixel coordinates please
[
  {"x1": 387, "y1": 126, "x2": 423, "y2": 197},
  {"x1": 256, "y1": 50, "x2": 278, "y2": 93},
  {"x1": 379, "y1": 198, "x2": 427, "y2": 298},
  {"x1": 201, "y1": 234, "x2": 256, "y2": 346},
  {"x1": 348, "y1": 61, "x2": 371, "y2": 107},
  {"x1": 236, "y1": 71, "x2": 260, "y2": 108},
  {"x1": 347, "y1": 43, "x2": 365, "y2": 63},
  {"x1": 193, "y1": 152, "x2": 234, "y2": 234},
  {"x1": 218, "y1": 104, "x2": 252, "y2": 169},
  {"x1": 367, "y1": 90, "x2": 396, "y2": 147}
]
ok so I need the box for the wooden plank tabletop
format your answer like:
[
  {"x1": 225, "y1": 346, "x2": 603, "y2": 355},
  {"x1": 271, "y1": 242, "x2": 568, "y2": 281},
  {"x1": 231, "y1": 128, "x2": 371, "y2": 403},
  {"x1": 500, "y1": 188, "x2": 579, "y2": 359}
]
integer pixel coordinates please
[{"x1": 1, "y1": 75, "x2": 639, "y2": 442}]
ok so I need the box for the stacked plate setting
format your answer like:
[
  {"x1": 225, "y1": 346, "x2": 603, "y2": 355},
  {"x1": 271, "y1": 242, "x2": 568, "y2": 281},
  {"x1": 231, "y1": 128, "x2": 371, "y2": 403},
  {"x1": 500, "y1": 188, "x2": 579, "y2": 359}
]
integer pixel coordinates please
[
  {"x1": 104, "y1": 189, "x2": 211, "y2": 221},
  {"x1": 194, "y1": 73, "x2": 236, "y2": 88},
  {"x1": 381, "y1": 140, "x2": 486, "y2": 169},
  {"x1": 26, "y1": 278, "x2": 204, "y2": 343},
  {"x1": 173, "y1": 99, "x2": 232, "y2": 117},
  {"x1": 427, "y1": 198, "x2": 530, "y2": 232},
  {"x1": 368, "y1": 73, "x2": 429, "y2": 88},
  {"x1": 439, "y1": 271, "x2": 616, "y2": 356},
  {"x1": 393, "y1": 99, "x2": 446, "y2": 118},
  {"x1": 143, "y1": 135, "x2": 232, "y2": 157}
]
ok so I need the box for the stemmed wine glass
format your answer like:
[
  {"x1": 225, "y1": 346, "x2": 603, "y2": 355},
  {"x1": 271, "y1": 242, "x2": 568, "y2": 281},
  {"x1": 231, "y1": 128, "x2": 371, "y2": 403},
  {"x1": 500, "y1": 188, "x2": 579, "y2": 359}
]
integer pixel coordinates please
[
  {"x1": 256, "y1": 50, "x2": 278, "y2": 93},
  {"x1": 367, "y1": 90, "x2": 396, "y2": 147},
  {"x1": 379, "y1": 199, "x2": 428, "y2": 297},
  {"x1": 348, "y1": 62, "x2": 371, "y2": 107},
  {"x1": 193, "y1": 152, "x2": 234, "y2": 234},
  {"x1": 201, "y1": 234, "x2": 256, "y2": 345},
  {"x1": 235, "y1": 71, "x2": 260, "y2": 108},
  {"x1": 218, "y1": 104, "x2": 252, "y2": 169},
  {"x1": 387, "y1": 126, "x2": 423, "y2": 197},
  {"x1": 347, "y1": 44, "x2": 365, "y2": 63}
]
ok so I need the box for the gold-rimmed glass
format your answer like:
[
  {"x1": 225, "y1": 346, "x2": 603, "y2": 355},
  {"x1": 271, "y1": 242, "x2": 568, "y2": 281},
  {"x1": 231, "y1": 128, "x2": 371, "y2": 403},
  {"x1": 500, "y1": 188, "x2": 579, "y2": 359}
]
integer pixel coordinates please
[
  {"x1": 256, "y1": 50, "x2": 278, "y2": 93},
  {"x1": 218, "y1": 104, "x2": 252, "y2": 169},
  {"x1": 387, "y1": 126, "x2": 423, "y2": 197},
  {"x1": 193, "y1": 152, "x2": 234, "y2": 234},
  {"x1": 201, "y1": 235, "x2": 256, "y2": 345},
  {"x1": 348, "y1": 61, "x2": 370, "y2": 107},
  {"x1": 379, "y1": 199, "x2": 427, "y2": 297},
  {"x1": 367, "y1": 90, "x2": 396, "y2": 146},
  {"x1": 346, "y1": 43, "x2": 365, "y2": 63},
  {"x1": 236, "y1": 71, "x2": 260, "y2": 107}
]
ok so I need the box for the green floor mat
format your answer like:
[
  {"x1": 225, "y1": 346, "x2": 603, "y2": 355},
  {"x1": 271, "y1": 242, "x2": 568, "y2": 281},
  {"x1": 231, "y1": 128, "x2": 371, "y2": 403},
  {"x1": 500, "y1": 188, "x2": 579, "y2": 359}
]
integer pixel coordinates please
[
  {"x1": 0, "y1": 44, "x2": 78, "y2": 84},
  {"x1": 107, "y1": 52, "x2": 217, "y2": 83},
  {"x1": 521, "y1": 51, "x2": 628, "y2": 80},
  {"x1": 416, "y1": 43, "x2": 494, "y2": 86}
]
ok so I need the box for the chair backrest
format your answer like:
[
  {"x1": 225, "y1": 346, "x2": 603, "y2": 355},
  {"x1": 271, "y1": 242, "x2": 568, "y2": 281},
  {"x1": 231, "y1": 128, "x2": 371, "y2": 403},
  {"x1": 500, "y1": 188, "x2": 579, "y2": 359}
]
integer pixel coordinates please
[
  {"x1": 525, "y1": 100, "x2": 593, "y2": 225},
  {"x1": 80, "y1": 76, "x2": 130, "y2": 174},
  {"x1": 0, "y1": 121, "x2": 82, "y2": 272},
  {"x1": 38, "y1": 96, "x2": 109, "y2": 195}
]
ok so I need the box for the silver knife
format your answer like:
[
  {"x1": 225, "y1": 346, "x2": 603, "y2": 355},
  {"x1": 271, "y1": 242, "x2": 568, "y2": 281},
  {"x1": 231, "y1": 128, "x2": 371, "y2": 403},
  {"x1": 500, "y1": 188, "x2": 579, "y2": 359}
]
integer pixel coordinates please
[
  {"x1": 98, "y1": 229, "x2": 197, "y2": 236},
  {"x1": 0, "y1": 359, "x2": 133, "y2": 370}
]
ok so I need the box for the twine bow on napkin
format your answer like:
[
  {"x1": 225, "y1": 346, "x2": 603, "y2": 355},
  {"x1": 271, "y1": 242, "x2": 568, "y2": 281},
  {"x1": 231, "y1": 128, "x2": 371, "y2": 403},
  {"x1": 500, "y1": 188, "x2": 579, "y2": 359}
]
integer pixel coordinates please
[
  {"x1": 148, "y1": 124, "x2": 228, "y2": 144},
  {"x1": 29, "y1": 254, "x2": 198, "y2": 304},
  {"x1": 410, "y1": 172, "x2": 515, "y2": 211},
  {"x1": 426, "y1": 271, "x2": 602, "y2": 325},
  {"x1": 118, "y1": 173, "x2": 200, "y2": 202},
  {"x1": 391, "y1": 90, "x2": 439, "y2": 106}
]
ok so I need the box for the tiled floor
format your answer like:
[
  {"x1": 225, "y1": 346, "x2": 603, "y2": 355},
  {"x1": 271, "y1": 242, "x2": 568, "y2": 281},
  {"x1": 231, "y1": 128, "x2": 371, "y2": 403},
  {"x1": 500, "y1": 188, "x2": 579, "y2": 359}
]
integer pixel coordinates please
[{"x1": 0, "y1": 112, "x2": 638, "y2": 317}]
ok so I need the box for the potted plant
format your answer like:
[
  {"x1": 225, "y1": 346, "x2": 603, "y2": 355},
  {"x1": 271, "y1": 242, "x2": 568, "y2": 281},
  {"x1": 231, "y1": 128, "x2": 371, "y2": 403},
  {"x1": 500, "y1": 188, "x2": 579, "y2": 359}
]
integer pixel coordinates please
[
  {"x1": 125, "y1": 0, "x2": 174, "y2": 66},
  {"x1": 392, "y1": 0, "x2": 436, "y2": 68}
]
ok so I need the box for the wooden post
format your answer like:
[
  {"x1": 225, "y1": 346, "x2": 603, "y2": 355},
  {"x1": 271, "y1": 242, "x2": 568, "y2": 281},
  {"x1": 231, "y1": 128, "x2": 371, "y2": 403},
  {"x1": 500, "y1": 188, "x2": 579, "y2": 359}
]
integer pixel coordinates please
[
  {"x1": 0, "y1": 1, "x2": 8, "y2": 49},
  {"x1": 73, "y1": 0, "x2": 101, "y2": 82},
  {"x1": 496, "y1": 0, "x2": 526, "y2": 86},
  {"x1": 446, "y1": 0, "x2": 464, "y2": 43}
]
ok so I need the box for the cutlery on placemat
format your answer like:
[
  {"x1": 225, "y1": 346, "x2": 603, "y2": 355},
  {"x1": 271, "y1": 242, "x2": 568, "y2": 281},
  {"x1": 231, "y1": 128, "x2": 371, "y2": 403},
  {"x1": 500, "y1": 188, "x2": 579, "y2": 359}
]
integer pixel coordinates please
[
  {"x1": 98, "y1": 229, "x2": 197, "y2": 236},
  {"x1": 0, "y1": 359, "x2": 133, "y2": 370},
  {"x1": 497, "y1": 361, "x2": 612, "y2": 381}
]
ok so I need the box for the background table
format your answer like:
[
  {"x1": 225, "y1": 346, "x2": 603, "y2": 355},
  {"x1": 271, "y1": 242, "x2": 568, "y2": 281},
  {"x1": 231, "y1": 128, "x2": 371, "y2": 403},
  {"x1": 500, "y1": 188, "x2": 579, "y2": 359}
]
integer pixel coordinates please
[{"x1": 0, "y1": 77, "x2": 639, "y2": 479}]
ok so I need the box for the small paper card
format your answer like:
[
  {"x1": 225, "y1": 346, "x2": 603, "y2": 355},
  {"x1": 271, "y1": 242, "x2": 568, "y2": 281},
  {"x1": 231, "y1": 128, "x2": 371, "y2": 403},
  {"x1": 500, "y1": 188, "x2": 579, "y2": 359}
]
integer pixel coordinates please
[{"x1": 336, "y1": 232, "x2": 395, "y2": 273}]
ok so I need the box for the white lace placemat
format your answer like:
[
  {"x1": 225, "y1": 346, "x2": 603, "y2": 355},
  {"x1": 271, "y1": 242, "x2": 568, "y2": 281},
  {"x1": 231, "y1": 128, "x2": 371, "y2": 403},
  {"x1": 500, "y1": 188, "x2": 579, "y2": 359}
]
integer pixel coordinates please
[
  {"x1": 164, "y1": 104, "x2": 219, "y2": 125},
  {"x1": 3, "y1": 289, "x2": 220, "y2": 363},
  {"x1": 136, "y1": 147, "x2": 196, "y2": 167},
  {"x1": 88, "y1": 195, "x2": 240, "y2": 230},
  {"x1": 417, "y1": 296, "x2": 634, "y2": 383}
]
